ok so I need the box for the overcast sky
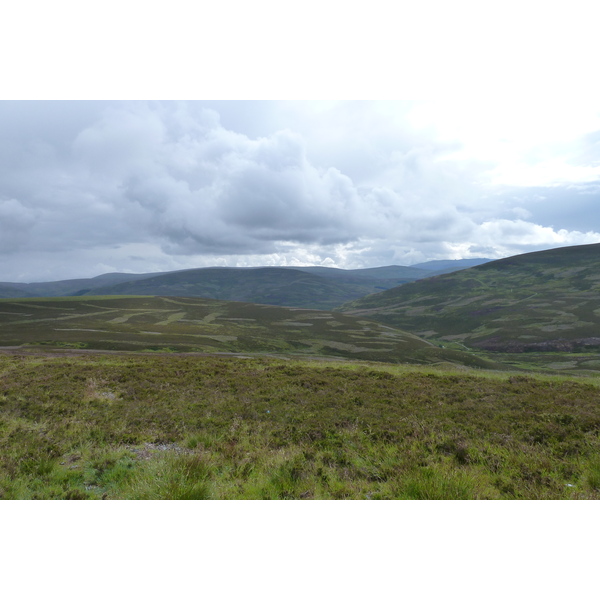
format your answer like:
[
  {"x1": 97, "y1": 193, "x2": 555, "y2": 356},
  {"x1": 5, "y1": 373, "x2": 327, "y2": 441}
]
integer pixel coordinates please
[
  {"x1": 2, "y1": 0, "x2": 600, "y2": 282},
  {"x1": 1, "y1": 99, "x2": 599, "y2": 282}
]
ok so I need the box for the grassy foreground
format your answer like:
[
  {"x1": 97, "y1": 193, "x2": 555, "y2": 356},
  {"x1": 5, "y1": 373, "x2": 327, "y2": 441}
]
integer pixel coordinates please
[{"x1": 2, "y1": 352, "x2": 600, "y2": 500}]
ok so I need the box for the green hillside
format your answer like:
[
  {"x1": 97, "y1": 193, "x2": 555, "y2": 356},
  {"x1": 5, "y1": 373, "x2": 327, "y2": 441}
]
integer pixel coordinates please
[
  {"x1": 340, "y1": 243, "x2": 600, "y2": 353},
  {"x1": 0, "y1": 295, "x2": 496, "y2": 367},
  {"x1": 82, "y1": 268, "x2": 381, "y2": 309},
  {"x1": 0, "y1": 267, "x2": 420, "y2": 308},
  {"x1": 81, "y1": 267, "x2": 433, "y2": 309},
  {"x1": 0, "y1": 284, "x2": 35, "y2": 298},
  {"x1": 0, "y1": 272, "x2": 163, "y2": 298},
  {"x1": 0, "y1": 261, "x2": 490, "y2": 307}
]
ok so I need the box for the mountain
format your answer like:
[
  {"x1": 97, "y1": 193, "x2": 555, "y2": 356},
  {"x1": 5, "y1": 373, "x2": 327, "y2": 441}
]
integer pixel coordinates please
[
  {"x1": 79, "y1": 267, "x2": 384, "y2": 310},
  {"x1": 0, "y1": 261, "x2": 492, "y2": 308},
  {"x1": 339, "y1": 243, "x2": 600, "y2": 352},
  {"x1": 0, "y1": 295, "x2": 498, "y2": 368},
  {"x1": 86, "y1": 265, "x2": 448, "y2": 308},
  {"x1": 0, "y1": 284, "x2": 36, "y2": 298},
  {"x1": 0, "y1": 272, "x2": 160, "y2": 298}
]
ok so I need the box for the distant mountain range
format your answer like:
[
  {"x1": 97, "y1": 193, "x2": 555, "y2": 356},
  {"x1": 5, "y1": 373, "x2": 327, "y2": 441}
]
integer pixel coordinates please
[
  {"x1": 340, "y1": 243, "x2": 600, "y2": 352},
  {"x1": 0, "y1": 259, "x2": 491, "y2": 309}
]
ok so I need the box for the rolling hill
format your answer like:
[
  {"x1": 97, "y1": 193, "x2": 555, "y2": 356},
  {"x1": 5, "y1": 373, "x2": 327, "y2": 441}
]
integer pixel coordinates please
[
  {"x1": 78, "y1": 268, "x2": 386, "y2": 310},
  {"x1": 0, "y1": 272, "x2": 162, "y2": 298},
  {"x1": 340, "y1": 243, "x2": 600, "y2": 352},
  {"x1": 0, "y1": 260, "x2": 490, "y2": 309},
  {"x1": 0, "y1": 295, "x2": 497, "y2": 367}
]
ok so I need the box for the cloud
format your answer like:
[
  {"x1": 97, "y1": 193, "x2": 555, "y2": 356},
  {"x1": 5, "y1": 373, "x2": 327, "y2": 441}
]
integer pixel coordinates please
[
  {"x1": 477, "y1": 219, "x2": 600, "y2": 249},
  {"x1": 72, "y1": 104, "x2": 167, "y2": 178},
  {"x1": 1, "y1": 100, "x2": 599, "y2": 281},
  {"x1": 0, "y1": 197, "x2": 37, "y2": 253},
  {"x1": 111, "y1": 114, "x2": 372, "y2": 254}
]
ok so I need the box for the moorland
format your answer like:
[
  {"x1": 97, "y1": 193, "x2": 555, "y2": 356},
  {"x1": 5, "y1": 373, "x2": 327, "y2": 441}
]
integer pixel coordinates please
[
  {"x1": 1, "y1": 244, "x2": 600, "y2": 500},
  {"x1": 342, "y1": 243, "x2": 600, "y2": 374},
  {"x1": 0, "y1": 295, "x2": 494, "y2": 367},
  {"x1": 2, "y1": 353, "x2": 600, "y2": 500}
]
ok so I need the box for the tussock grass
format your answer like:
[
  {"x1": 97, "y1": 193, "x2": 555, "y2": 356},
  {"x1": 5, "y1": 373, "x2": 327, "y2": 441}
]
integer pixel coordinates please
[{"x1": 1, "y1": 352, "x2": 600, "y2": 500}]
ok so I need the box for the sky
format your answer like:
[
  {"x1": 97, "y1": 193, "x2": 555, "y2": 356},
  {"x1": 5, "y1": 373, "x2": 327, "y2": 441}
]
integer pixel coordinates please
[
  {"x1": 1, "y1": 2, "x2": 600, "y2": 283},
  {"x1": 1, "y1": 99, "x2": 599, "y2": 282}
]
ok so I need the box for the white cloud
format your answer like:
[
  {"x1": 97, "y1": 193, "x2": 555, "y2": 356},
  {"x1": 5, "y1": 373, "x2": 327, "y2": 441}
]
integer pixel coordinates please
[
  {"x1": 408, "y1": 99, "x2": 600, "y2": 187},
  {"x1": 475, "y1": 219, "x2": 600, "y2": 254},
  {"x1": 1, "y1": 100, "x2": 600, "y2": 281}
]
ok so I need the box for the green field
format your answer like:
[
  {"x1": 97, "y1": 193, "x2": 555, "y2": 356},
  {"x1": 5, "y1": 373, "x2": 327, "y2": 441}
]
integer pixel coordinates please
[{"x1": 2, "y1": 352, "x2": 600, "y2": 500}]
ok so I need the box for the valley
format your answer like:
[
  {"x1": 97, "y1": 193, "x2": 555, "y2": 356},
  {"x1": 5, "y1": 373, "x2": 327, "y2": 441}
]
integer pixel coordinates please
[{"x1": 2, "y1": 244, "x2": 600, "y2": 500}]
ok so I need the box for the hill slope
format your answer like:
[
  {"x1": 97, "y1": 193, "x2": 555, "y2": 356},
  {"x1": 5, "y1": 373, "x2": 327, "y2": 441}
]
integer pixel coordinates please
[
  {"x1": 0, "y1": 272, "x2": 160, "y2": 298},
  {"x1": 1, "y1": 267, "x2": 416, "y2": 307},
  {"x1": 0, "y1": 284, "x2": 35, "y2": 298},
  {"x1": 340, "y1": 243, "x2": 600, "y2": 352},
  {"x1": 0, "y1": 295, "x2": 497, "y2": 367},
  {"x1": 0, "y1": 260, "x2": 491, "y2": 307},
  {"x1": 81, "y1": 268, "x2": 383, "y2": 310},
  {"x1": 409, "y1": 258, "x2": 492, "y2": 274}
]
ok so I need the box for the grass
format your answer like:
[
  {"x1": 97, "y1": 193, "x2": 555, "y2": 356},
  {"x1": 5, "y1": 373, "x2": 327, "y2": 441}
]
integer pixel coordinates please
[{"x1": 2, "y1": 352, "x2": 600, "y2": 500}]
